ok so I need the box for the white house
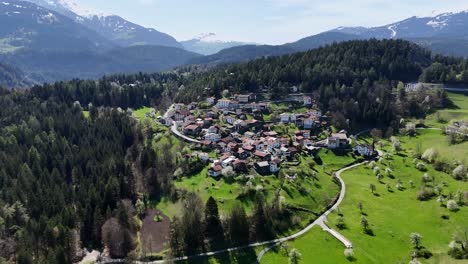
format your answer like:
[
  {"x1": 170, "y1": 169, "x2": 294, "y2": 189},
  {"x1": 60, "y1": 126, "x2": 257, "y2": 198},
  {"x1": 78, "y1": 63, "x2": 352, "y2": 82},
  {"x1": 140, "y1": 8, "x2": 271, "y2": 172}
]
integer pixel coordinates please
[
  {"x1": 304, "y1": 118, "x2": 315, "y2": 129},
  {"x1": 207, "y1": 97, "x2": 216, "y2": 105},
  {"x1": 290, "y1": 113, "x2": 297, "y2": 123},
  {"x1": 280, "y1": 113, "x2": 290, "y2": 123},
  {"x1": 270, "y1": 160, "x2": 281, "y2": 173},
  {"x1": 222, "y1": 157, "x2": 236, "y2": 168},
  {"x1": 303, "y1": 96, "x2": 312, "y2": 106},
  {"x1": 327, "y1": 133, "x2": 349, "y2": 149},
  {"x1": 205, "y1": 133, "x2": 221, "y2": 142},
  {"x1": 217, "y1": 99, "x2": 231, "y2": 109},
  {"x1": 355, "y1": 145, "x2": 374, "y2": 157}
]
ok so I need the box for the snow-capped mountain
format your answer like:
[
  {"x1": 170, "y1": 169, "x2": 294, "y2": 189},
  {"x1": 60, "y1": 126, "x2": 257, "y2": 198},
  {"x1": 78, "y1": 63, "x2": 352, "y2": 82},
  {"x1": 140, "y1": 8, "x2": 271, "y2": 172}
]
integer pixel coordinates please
[
  {"x1": 181, "y1": 33, "x2": 252, "y2": 55},
  {"x1": 0, "y1": 0, "x2": 113, "y2": 52},
  {"x1": 24, "y1": 0, "x2": 182, "y2": 48},
  {"x1": 332, "y1": 11, "x2": 468, "y2": 40}
]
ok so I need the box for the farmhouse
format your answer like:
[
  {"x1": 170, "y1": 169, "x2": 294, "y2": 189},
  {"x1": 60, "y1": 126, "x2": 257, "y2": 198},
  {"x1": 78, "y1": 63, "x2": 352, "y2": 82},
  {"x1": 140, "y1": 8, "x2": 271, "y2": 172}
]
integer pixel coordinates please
[
  {"x1": 327, "y1": 133, "x2": 349, "y2": 149},
  {"x1": 355, "y1": 144, "x2": 375, "y2": 157}
]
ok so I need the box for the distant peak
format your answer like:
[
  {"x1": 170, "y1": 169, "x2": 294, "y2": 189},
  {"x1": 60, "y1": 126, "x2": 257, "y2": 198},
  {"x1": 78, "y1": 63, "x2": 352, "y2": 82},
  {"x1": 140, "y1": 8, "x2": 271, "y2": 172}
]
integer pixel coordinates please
[{"x1": 38, "y1": 0, "x2": 111, "y2": 18}]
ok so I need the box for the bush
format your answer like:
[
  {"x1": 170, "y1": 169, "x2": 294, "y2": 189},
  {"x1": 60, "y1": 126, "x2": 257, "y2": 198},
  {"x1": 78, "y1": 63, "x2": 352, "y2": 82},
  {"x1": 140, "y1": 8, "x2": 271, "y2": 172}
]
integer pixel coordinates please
[
  {"x1": 373, "y1": 166, "x2": 381, "y2": 175},
  {"x1": 447, "y1": 200, "x2": 460, "y2": 212},
  {"x1": 422, "y1": 148, "x2": 438, "y2": 163},
  {"x1": 416, "y1": 162, "x2": 426, "y2": 171},
  {"x1": 344, "y1": 249, "x2": 354, "y2": 260},
  {"x1": 452, "y1": 165, "x2": 467, "y2": 180},
  {"x1": 222, "y1": 166, "x2": 235, "y2": 178},
  {"x1": 417, "y1": 187, "x2": 435, "y2": 201}
]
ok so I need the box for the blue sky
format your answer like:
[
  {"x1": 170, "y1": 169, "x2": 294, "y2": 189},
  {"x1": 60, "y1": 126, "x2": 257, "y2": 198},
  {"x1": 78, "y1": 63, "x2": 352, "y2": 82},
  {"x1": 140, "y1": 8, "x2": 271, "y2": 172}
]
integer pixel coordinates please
[{"x1": 79, "y1": 0, "x2": 468, "y2": 44}]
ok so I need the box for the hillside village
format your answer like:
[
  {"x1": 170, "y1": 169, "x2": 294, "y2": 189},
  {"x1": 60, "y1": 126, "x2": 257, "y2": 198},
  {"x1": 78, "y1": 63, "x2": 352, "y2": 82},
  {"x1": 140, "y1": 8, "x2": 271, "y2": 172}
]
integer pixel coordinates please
[{"x1": 159, "y1": 93, "x2": 376, "y2": 178}]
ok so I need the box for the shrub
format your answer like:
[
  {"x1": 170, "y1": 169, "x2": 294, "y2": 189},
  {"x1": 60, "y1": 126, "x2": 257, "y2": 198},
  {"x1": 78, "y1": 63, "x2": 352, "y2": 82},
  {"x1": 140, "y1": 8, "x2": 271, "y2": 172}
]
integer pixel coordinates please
[
  {"x1": 369, "y1": 161, "x2": 377, "y2": 169},
  {"x1": 405, "y1": 123, "x2": 417, "y2": 136},
  {"x1": 417, "y1": 187, "x2": 435, "y2": 201},
  {"x1": 416, "y1": 162, "x2": 426, "y2": 171},
  {"x1": 336, "y1": 216, "x2": 346, "y2": 230},
  {"x1": 452, "y1": 165, "x2": 467, "y2": 180},
  {"x1": 344, "y1": 249, "x2": 354, "y2": 260},
  {"x1": 373, "y1": 166, "x2": 381, "y2": 175},
  {"x1": 222, "y1": 166, "x2": 235, "y2": 177},
  {"x1": 447, "y1": 200, "x2": 459, "y2": 212},
  {"x1": 422, "y1": 148, "x2": 438, "y2": 163}
]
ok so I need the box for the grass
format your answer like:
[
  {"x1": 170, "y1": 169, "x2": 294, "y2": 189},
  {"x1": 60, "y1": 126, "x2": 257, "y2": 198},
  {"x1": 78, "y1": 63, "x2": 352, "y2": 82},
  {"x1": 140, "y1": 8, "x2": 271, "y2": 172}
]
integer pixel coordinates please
[
  {"x1": 324, "y1": 150, "x2": 468, "y2": 263},
  {"x1": 415, "y1": 92, "x2": 468, "y2": 128},
  {"x1": 400, "y1": 129, "x2": 468, "y2": 165},
  {"x1": 261, "y1": 227, "x2": 347, "y2": 264},
  {"x1": 133, "y1": 107, "x2": 156, "y2": 121},
  {"x1": 83, "y1": 111, "x2": 90, "y2": 118}
]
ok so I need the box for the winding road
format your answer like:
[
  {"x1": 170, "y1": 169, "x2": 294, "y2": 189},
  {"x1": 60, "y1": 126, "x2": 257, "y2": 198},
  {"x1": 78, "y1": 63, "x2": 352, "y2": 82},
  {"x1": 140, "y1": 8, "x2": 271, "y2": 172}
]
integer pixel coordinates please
[
  {"x1": 126, "y1": 161, "x2": 367, "y2": 264},
  {"x1": 163, "y1": 104, "x2": 202, "y2": 144}
]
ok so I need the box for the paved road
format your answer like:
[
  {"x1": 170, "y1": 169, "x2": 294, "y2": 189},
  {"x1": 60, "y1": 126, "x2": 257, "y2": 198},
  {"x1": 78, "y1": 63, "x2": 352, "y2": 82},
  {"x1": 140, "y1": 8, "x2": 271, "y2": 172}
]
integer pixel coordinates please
[
  {"x1": 115, "y1": 161, "x2": 366, "y2": 264},
  {"x1": 163, "y1": 104, "x2": 202, "y2": 144}
]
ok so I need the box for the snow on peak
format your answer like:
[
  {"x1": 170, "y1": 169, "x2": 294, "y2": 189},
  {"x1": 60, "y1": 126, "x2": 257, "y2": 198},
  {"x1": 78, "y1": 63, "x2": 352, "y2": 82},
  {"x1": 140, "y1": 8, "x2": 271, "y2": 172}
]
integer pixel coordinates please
[
  {"x1": 189, "y1": 33, "x2": 242, "y2": 44},
  {"x1": 45, "y1": 0, "x2": 110, "y2": 18}
]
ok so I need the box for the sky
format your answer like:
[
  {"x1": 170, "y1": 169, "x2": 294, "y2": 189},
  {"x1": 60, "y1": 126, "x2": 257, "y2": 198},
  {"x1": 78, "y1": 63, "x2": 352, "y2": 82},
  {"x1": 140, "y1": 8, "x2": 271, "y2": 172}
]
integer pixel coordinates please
[{"x1": 78, "y1": 0, "x2": 468, "y2": 44}]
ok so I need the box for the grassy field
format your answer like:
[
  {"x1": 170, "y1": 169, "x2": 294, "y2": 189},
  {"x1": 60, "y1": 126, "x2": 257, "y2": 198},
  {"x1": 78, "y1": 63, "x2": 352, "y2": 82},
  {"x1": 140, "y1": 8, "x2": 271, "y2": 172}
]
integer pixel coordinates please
[
  {"x1": 416, "y1": 92, "x2": 468, "y2": 128},
  {"x1": 400, "y1": 129, "x2": 468, "y2": 165},
  {"x1": 261, "y1": 227, "x2": 346, "y2": 264}
]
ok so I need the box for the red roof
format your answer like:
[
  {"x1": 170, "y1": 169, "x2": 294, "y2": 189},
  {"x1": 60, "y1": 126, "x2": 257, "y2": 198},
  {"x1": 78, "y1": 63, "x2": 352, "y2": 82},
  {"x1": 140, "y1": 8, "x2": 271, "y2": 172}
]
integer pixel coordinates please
[
  {"x1": 254, "y1": 151, "x2": 269, "y2": 158},
  {"x1": 211, "y1": 165, "x2": 223, "y2": 172}
]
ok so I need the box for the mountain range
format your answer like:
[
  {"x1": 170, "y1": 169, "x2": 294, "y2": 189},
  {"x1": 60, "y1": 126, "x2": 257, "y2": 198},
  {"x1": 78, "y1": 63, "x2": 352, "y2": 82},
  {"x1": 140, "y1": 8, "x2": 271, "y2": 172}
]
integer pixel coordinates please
[{"x1": 1, "y1": 0, "x2": 468, "y2": 87}]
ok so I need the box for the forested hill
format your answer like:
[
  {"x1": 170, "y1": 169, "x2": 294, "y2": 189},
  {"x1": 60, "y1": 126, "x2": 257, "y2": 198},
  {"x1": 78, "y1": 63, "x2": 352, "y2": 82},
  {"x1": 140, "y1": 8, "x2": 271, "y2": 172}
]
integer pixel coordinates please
[
  {"x1": 0, "y1": 62, "x2": 30, "y2": 88},
  {"x1": 178, "y1": 39, "x2": 456, "y2": 128}
]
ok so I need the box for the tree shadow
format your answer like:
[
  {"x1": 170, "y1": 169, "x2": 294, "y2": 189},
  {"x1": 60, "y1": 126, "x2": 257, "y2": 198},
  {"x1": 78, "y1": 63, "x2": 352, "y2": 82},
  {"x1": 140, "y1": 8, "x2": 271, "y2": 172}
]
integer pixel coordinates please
[{"x1": 373, "y1": 193, "x2": 381, "y2": 197}]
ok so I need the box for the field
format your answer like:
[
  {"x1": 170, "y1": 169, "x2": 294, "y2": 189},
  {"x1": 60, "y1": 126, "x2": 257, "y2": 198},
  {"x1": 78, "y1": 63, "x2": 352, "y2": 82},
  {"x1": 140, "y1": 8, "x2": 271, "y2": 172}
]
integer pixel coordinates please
[
  {"x1": 416, "y1": 92, "x2": 468, "y2": 128},
  {"x1": 261, "y1": 135, "x2": 468, "y2": 263}
]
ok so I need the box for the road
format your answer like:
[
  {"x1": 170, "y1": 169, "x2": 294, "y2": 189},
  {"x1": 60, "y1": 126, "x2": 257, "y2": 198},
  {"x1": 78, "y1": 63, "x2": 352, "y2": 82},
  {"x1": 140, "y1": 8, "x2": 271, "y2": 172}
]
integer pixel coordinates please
[
  {"x1": 163, "y1": 104, "x2": 202, "y2": 144},
  {"x1": 119, "y1": 161, "x2": 367, "y2": 264}
]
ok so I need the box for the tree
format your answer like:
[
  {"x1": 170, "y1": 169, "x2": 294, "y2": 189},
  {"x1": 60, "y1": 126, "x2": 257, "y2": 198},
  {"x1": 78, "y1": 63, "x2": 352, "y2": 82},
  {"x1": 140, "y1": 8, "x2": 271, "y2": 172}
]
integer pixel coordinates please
[
  {"x1": 169, "y1": 216, "x2": 184, "y2": 257},
  {"x1": 251, "y1": 194, "x2": 272, "y2": 241},
  {"x1": 452, "y1": 165, "x2": 467, "y2": 180},
  {"x1": 289, "y1": 248, "x2": 302, "y2": 264},
  {"x1": 336, "y1": 216, "x2": 346, "y2": 230},
  {"x1": 447, "y1": 200, "x2": 459, "y2": 212},
  {"x1": 376, "y1": 174, "x2": 384, "y2": 183},
  {"x1": 369, "y1": 183, "x2": 376, "y2": 194},
  {"x1": 227, "y1": 202, "x2": 250, "y2": 246},
  {"x1": 181, "y1": 193, "x2": 205, "y2": 255},
  {"x1": 360, "y1": 216, "x2": 370, "y2": 233},
  {"x1": 370, "y1": 128, "x2": 383, "y2": 144},
  {"x1": 357, "y1": 202, "x2": 363, "y2": 214},
  {"x1": 410, "y1": 233, "x2": 423, "y2": 249},
  {"x1": 204, "y1": 197, "x2": 224, "y2": 246}
]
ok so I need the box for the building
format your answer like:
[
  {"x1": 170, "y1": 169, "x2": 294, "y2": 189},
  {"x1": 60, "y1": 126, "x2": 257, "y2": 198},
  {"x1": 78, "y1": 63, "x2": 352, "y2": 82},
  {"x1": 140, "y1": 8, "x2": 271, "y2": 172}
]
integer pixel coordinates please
[
  {"x1": 174, "y1": 110, "x2": 191, "y2": 121},
  {"x1": 270, "y1": 159, "x2": 281, "y2": 173},
  {"x1": 208, "y1": 165, "x2": 223, "y2": 177},
  {"x1": 303, "y1": 96, "x2": 312, "y2": 106},
  {"x1": 207, "y1": 97, "x2": 216, "y2": 105},
  {"x1": 280, "y1": 113, "x2": 290, "y2": 123},
  {"x1": 217, "y1": 99, "x2": 231, "y2": 109},
  {"x1": 255, "y1": 161, "x2": 271, "y2": 175},
  {"x1": 205, "y1": 133, "x2": 221, "y2": 142},
  {"x1": 254, "y1": 151, "x2": 271, "y2": 161},
  {"x1": 184, "y1": 124, "x2": 202, "y2": 136},
  {"x1": 304, "y1": 117, "x2": 316, "y2": 129},
  {"x1": 174, "y1": 103, "x2": 185, "y2": 110},
  {"x1": 355, "y1": 144, "x2": 375, "y2": 157},
  {"x1": 222, "y1": 157, "x2": 236, "y2": 168},
  {"x1": 327, "y1": 133, "x2": 349, "y2": 149},
  {"x1": 235, "y1": 94, "x2": 254, "y2": 103}
]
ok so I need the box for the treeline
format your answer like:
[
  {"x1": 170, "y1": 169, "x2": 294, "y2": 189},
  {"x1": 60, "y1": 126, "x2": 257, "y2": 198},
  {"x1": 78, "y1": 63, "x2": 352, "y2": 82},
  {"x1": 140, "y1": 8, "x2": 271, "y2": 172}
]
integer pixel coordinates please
[
  {"x1": 30, "y1": 72, "x2": 183, "y2": 111},
  {"x1": 168, "y1": 192, "x2": 296, "y2": 258},
  {"x1": 420, "y1": 55, "x2": 468, "y2": 83},
  {"x1": 177, "y1": 39, "x2": 452, "y2": 129}
]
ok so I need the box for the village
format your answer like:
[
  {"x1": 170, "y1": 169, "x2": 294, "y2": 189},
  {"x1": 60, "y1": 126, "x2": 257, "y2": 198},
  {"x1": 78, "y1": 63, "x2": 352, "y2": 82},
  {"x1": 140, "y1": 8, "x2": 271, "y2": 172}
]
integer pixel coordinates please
[{"x1": 158, "y1": 93, "x2": 376, "y2": 178}]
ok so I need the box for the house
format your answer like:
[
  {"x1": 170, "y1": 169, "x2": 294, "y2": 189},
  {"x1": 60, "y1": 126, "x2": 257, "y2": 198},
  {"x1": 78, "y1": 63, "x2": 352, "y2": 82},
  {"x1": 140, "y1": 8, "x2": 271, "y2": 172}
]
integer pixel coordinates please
[
  {"x1": 208, "y1": 165, "x2": 223, "y2": 177},
  {"x1": 222, "y1": 157, "x2": 236, "y2": 168},
  {"x1": 254, "y1": 151, "x2": 271, "y2": 161},
  {"x1": 309, "y1": 110, "x2": 322, "y2": 119},
  {"x1": 355, "y1": 145, "x2": 375, "y2": 157},
  {"x1": 184, "y1": 124, "x2": 202, "y2": 136},
  {"x1": 255, "y1": 161, "x2": 271, "y2": 175},
  {"x1": 198, "y1": 152, "x2": 210, "y2": 161},
  {"x1": 304, "y1": 117, "x2": 315, "y2": 129},
  {"x1": 207, "y1": 125, "x2": 220, "y2": 134},
  {"x1": 296, "y1": 131, "x2": 311, "y2": 139},
  {"x1": 303, "y1": 96, "x2": 312, "y2": 106},
  {"x1": 233, "y1": 159, "x2": 247, "y2": 172},
  {"x1": 174, "y1": 103, "x2": 185, "y2": 110},
  {"x1": 217, "y1": 99, "x2": 231, "y2": 109},
  {"x1": 235, "y1": 94, "x2": 254, "y2": 103},
  {"x1": 207, "y1": 97, "x2": 216, "y2": 105},
  {"x1": 327, "y1": 133, "x2": 349, "y2": 149},
  {"x1": 174, "y1": 110, "x2": 191, "y2": 121},
  {"x1": 236, "y1": 149, "x2": 250, "y2": 159},
  {"x1": 205, "y1": 133, "x2": 221, "y2": 142},
  {"x1": 280, "y1": 113, "x2": 290, "y2": 123},
  {"x1": 224, "y1": 115, "x2": 235, "y2": 125},
  {"x1": 265, "y1": 137, "x2": 280, "y2": 152},
  {"x1": 270, "y1": 159, "x2": 281, "y2": 173}
]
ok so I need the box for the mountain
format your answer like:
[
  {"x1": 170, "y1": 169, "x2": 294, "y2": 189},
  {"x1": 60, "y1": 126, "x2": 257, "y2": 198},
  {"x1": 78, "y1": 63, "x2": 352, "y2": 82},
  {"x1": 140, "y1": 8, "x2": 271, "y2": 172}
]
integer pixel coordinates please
[
  {"x1": 285, "y1": 32, "x2": 364, "y2": 52},
  {"x1": 190, "y1": 44, "x2": 295, "y2": 65},
  {"x1": 0, "y1": 61, "x2": 30, "y2": 87},
  {"x1": 0, "y1": 0, "x2": 114, "y2": 52},
  {"x1": 189, "y1": 32, "x2": 363, "y2": 65},
  {"x1": 24, "y1": 0, "x2": 182, "y2": 48},
  {"x1": 332, "y1": 11, "x2": 468, "y2": 40},
  {"x1": 181, "y1": 33, "x2": 251, "y2": 55},
  {"x1": 2, "y1": 45, "x2": 200, "y2": 83}
]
